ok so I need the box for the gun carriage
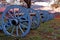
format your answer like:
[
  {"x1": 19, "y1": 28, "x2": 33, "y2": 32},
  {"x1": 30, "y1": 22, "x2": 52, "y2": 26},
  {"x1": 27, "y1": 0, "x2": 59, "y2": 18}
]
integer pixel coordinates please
[{"x1": 0, "y1": 0, "x2": 54, "y2": 37}]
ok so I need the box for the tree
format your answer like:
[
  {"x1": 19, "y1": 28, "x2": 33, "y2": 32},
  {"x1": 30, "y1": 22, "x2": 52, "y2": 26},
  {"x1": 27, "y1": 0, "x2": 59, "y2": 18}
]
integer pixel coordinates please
[{"x1": 24, "y1": 0, "x2": 31, "y2": 8}]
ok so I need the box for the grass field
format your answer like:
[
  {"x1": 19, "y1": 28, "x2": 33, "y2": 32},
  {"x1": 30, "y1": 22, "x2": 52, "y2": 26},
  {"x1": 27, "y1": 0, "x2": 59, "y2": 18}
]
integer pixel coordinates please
[{"x1": 0, "y1": 18, "x2": 60, "y2": 40}]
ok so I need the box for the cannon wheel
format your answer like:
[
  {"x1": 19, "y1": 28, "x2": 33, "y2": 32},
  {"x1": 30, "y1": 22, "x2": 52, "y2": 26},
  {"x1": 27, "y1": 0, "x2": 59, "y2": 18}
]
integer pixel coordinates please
[
  {"x1": 2, "y1": 5, "x2": 31, "y2": 37},
  {"x1": 40, "y1": 10, "x2": 50, "y2": 23},
  {"x1": 29, "y1": 9, "x2": 40, "y2": 29}
]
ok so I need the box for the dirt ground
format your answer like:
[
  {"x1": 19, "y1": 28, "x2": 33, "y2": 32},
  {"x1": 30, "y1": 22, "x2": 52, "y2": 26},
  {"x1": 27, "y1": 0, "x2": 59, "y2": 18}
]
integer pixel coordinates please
[{"x1": 0, "y1": 17, "x2": 60, "y2": 40}]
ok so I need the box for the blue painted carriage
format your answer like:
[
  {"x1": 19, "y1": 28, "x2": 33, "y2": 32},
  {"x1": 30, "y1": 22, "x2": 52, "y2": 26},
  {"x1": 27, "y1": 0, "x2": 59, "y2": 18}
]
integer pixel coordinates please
[{"x1": 0, "y1": 0, "x2": 54, "y2": 37}]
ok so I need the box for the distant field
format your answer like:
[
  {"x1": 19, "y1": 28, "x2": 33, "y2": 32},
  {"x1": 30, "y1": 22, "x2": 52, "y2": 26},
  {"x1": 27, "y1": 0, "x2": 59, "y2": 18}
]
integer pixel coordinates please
[{"x1": 0, "y1": 18, "x2": 60, "y2": 40}]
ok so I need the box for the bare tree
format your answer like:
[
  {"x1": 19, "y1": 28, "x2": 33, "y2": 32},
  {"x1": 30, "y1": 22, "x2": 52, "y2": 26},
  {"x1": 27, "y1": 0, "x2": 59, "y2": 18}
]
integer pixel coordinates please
[{"x1": 24, "y1": 0, "x2": 31, "y2": 8}]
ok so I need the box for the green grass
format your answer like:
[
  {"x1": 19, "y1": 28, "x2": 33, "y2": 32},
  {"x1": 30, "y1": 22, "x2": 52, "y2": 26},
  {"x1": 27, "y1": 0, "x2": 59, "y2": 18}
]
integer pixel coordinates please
[{"x1": 0, "y1": 18, "x2": 60, "y2": 40}]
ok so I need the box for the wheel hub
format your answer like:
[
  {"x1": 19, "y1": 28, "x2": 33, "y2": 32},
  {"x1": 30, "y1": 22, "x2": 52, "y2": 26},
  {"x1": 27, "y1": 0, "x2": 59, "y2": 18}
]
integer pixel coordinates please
[{"x1": 11, "y1": 19, "x2": 19, "y2": 26}]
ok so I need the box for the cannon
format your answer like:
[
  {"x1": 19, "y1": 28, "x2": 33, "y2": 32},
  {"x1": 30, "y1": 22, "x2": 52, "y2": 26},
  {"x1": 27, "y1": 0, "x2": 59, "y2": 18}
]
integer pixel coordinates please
[{"x1": 0, "y1": 0, "x2": 54, "y2": 37}]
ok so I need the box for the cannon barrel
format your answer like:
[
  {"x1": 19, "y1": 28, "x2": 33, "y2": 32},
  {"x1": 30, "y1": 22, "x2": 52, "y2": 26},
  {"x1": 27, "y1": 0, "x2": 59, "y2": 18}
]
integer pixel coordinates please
[{"x1": 15, "y1": 13, "x2": 36, "y2": 16}]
